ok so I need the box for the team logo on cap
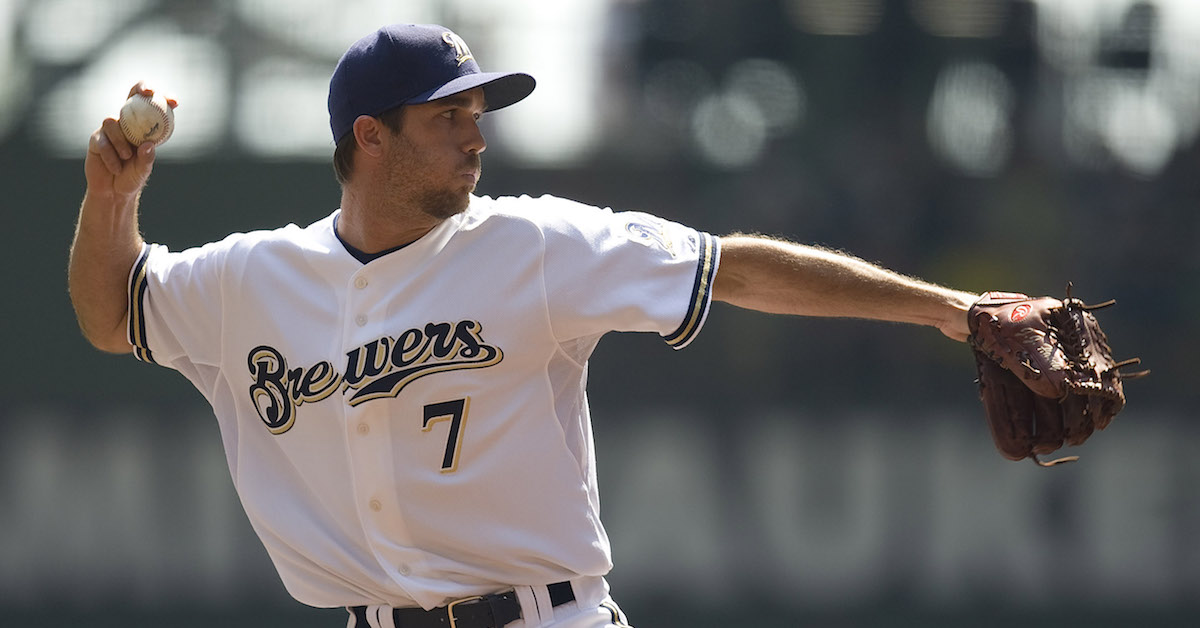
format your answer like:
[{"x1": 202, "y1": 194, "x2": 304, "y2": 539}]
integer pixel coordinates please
[{"x1": 442, "y1": 31, "x2": 474, "y2": 66}]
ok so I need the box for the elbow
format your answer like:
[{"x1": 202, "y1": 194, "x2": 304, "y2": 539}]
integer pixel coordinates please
[
  {"x1": 92, "y1": 337, "x2": 134, "y2": 355},
  {"x1": 84, "y1": 332, "x2": 134, "y2": 355},
  {"x1": 76, "y1": 319, "x2": 134, "y2": 355},
  {"x1": 67, "y1": 281, "x2": 135, "y2": 354}
]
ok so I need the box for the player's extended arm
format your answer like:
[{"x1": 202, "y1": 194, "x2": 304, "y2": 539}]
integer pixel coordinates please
[
  {"x1": 712, "y1": 234, "x2": 975, "y2": 342},
  {"x1": 68, "y1": 83, "x2": 174, "y2": 354}
]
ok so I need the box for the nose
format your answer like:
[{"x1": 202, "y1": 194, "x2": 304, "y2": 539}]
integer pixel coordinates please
[{"x1": 464, "y1": 119, "x2": 487, "y2": 155}]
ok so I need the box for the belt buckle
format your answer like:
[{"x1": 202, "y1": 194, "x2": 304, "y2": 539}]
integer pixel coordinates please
[{"x1": 445, "y1": 595, "x2": 483, "y2": 628}]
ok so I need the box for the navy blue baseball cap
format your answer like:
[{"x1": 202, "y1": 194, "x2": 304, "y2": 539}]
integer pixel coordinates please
[{"x1": 328, "y1": 24, "x2": 536, "y2": 142}]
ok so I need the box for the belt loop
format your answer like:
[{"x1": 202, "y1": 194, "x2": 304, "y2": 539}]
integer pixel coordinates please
[
  {"x1": 364, "y1": 605, "x2": 383, "y2": 628},
  {"x1": 513, "y1": 585, "x2": 542, "y2": 627},
  {"x1": 376, "y1": 604, "x2": 396, "y2": 628},
  {"x1": 532, "y1": 584, "x2": 555, "y2": 625}
]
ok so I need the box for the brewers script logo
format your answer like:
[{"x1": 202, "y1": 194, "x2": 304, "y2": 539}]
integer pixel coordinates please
[{"x1": 247, "y1": 320, "x2": 502, "y2": 435}]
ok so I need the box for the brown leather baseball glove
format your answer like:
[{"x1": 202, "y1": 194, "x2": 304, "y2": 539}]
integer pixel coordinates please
[{"x1": 967, "y1": 285, "x2": 1147, "y2": 466}]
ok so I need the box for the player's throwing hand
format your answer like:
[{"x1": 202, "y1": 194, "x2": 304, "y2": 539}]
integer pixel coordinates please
[{"x1": 84, "y1": 81, "x2": 178, "y2": 200}]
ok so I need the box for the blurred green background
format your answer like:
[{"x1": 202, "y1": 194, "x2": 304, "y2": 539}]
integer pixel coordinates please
[{"x1": 3, "y1": 0, "x2": 1198, "y2": 626}]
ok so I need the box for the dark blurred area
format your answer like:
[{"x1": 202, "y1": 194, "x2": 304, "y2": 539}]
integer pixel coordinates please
[{"x1": 3, "y1": 0, "x2": 1198, "y2": 626}]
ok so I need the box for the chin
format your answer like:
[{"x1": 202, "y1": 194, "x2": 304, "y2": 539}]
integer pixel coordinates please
[{"x1": 422, "y1": 192, "x2": 471, "y2": 220}]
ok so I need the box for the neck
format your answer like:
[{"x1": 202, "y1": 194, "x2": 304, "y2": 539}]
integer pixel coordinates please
[{"x1": 336, "y1": 184, "x2": 444, "y2": 253}]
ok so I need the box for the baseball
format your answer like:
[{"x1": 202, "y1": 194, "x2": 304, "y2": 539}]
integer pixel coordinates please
[{"x1": 118, "y1": 92, "x2": 175, "y2": 147}]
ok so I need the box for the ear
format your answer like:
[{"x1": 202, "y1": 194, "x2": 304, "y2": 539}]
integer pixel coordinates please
[{"x1": 352, "y1": 115, "x2": 386, "y2": 158}]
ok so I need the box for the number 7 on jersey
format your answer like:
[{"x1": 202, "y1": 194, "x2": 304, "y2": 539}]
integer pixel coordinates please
[{"x1": 422, "y1": 398, "x2": 470, "y2": 473}]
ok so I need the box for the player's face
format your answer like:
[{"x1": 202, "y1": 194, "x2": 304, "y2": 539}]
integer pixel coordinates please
[{"x1": 384, "y1": 89, "x2": 488, "y2": 220}]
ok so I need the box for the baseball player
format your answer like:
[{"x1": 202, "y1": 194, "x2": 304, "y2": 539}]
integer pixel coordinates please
[{"x1": 70, "y1": 24, "x2": 979, "y2": 627}]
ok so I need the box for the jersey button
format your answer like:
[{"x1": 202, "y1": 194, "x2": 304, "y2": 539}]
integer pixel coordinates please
[
  {"x1": 357, "y1": 423, "x2": 369, "y2": 435},
  {"x1": 354, "y1": 277, "x2": 368, "y2": 289},
  {"x1": 355, "y1": 314, "x2": 368, "y2": 326},
  {"x1": 398, "y1": 564, "x2": 412, "y2": 576},
  {"x1": 369, "y1": 499, "x2": 382, "y2": 512}
]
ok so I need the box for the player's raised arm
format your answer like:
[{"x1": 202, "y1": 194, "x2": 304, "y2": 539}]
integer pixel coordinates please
[
  {"x1": 712, "y1": 234, "x2": 976, "y2": 342},
  {"x1": 69, "y1": 82, "x2": 177, "y2": 353}
]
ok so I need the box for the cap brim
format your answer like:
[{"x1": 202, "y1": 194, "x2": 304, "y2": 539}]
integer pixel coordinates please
[{"x1": 408, "y1": 72, "x2": 536, "y2": 112}]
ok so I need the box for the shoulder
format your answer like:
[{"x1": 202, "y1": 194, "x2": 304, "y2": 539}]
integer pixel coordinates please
[
  {"x1": 469, "y1": 194, "x2": 699, "y2": 245},
  {"x1": 233, "y1": 212, "x2": 334, "y2": 253},
  {"x1": 151, "y1": 212, "x2": 337, "y2": 267},
  {"x1": 465, "y1": 194, "x2": 628, "y2": 238},
  {"x1": 469, "y1": 193, "x2": 609, "y2": 222}
]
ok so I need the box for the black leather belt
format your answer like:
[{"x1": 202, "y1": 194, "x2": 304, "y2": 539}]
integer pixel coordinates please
[{"x1": 350, "y1": 581, "x2": 575, "y2": 628}]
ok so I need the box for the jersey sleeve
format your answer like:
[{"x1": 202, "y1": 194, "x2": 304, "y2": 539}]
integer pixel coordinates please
[
  {"x1": 537, "y1": 198, "x2": 720, "y2": 349},
  {"x1": 128, "y1": 238, "x2": 234, "y2": 368}
]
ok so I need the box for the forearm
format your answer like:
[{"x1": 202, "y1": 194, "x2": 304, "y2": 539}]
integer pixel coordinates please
[
  {"x1": 68, "y1": 190, "x2": 143, "y2": 353},
  {"x1": 73, "y1": 87, "x2": 170, "y2": 353},
  {"x1": 713, "y1": 235, "x2": 976, "y2": 340}
]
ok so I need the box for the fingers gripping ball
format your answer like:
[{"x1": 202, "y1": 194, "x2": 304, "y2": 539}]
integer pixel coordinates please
[
  {"x1": 966, "y1": 286, "x2": 1147, "y2": 467},
  {"x1": 119, "y1": 92, "x2": 174, "y2": 147}
]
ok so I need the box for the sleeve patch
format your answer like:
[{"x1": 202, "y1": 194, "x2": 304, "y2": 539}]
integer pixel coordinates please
[{"x1": 624, "y1": 215, "x2": 676, "y2": 257}]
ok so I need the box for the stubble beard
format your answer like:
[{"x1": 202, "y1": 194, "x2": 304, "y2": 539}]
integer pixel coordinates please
[{"x1": 386, "y1": 136, "x2": 481, "y2": 221}]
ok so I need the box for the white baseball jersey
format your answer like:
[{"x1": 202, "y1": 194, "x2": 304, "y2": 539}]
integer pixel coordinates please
[{"x1": 127, "y1": 194, "x2": 719, "y2": 610}]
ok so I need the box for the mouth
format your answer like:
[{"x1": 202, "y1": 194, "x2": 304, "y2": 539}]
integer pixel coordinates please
[
  {"x1": 460, "y1": 168, "x2": 481, "y2": 186},
  {"x1": 461, "y1": 156, "x2": 482, "y2": 185}
]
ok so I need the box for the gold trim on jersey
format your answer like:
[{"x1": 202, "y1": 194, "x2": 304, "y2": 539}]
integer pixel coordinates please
[
  {"x1": 665, "y1": 233, "x2": 717, "y2": 349},
  {"x1": 128, "y1": 246, "x2": 156, "y2": 364},
  {"x1": 600, "y1": 600, "x2": 633, "y2": 627}
]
